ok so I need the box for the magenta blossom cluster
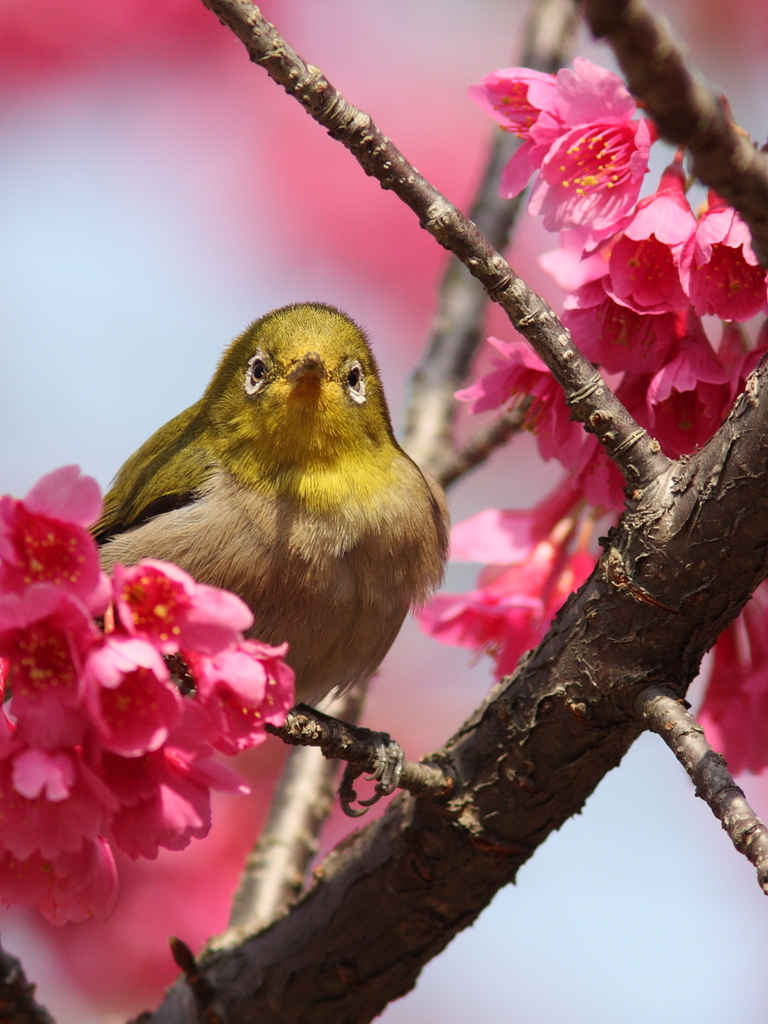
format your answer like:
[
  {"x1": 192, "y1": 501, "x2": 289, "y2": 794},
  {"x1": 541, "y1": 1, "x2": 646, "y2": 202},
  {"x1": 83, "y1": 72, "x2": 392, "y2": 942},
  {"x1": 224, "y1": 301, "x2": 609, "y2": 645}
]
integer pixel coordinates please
[
  {"x1": 0, "y1": 466, "x2": 294, "y2": 924},
  {"x1": 421, "y1": 58, "x2": 768, "y2": 774}
]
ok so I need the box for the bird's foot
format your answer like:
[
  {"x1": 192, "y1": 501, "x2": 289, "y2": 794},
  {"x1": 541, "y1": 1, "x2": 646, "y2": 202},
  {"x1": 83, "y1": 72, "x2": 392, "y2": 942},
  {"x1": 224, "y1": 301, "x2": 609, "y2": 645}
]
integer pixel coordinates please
[{"x1": 338, "y1": 732, "x2": 405, "y2": 818}]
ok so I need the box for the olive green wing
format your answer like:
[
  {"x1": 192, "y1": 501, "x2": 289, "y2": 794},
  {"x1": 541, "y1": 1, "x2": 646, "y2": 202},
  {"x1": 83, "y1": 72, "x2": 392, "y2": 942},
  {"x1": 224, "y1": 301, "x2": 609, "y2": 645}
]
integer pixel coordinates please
[{"x1": 93, "y1": 400, "x2": 214, "y2": 544}]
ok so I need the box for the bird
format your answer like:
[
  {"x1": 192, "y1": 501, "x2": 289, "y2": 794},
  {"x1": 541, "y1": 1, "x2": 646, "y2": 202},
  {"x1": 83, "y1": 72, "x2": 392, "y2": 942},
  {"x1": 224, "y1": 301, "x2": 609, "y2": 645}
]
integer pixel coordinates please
[{"x1": 95, "y1": 302, "x2": 449, "y2": 711}]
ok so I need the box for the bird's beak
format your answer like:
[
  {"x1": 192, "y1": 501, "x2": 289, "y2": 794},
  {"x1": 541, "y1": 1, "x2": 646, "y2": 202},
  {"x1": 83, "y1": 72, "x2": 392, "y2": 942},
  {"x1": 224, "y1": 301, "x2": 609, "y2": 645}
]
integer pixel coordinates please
[{"x1": 287, "y1": 351, "x2": 327, "y2": 383}]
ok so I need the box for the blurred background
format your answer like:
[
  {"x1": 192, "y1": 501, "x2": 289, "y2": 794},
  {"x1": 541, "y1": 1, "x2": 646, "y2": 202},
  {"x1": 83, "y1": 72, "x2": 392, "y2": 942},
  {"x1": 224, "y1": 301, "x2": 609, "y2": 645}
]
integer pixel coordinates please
[{"x1": 1, "y1": 0, "x2": 767, "y2": 1021}]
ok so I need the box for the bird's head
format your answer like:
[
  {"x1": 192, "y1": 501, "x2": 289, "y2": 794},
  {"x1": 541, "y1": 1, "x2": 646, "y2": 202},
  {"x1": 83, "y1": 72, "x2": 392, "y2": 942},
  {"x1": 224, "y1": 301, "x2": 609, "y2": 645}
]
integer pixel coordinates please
[{"x1": 203, "y1": 303, "x2": 398, "y2": 491}]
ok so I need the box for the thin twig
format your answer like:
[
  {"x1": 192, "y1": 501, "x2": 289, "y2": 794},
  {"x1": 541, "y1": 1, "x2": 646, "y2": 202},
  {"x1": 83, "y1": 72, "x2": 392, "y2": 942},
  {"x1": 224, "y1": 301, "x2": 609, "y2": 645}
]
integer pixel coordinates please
[
  {"x1": 200, "y1": 0, "x2": 671, "y2": 493},
  {"x1": 433, "y1": 402, "x2": 530, "y2": 489},
  {"x1": 582, "y1": 0, "x2": 768, "y2": 267},
  {"x1": 637, "y1": 685, "x2": 768, "y2": 894},
  {"x1": 0, "y1": 942, "x2": 56, "y2": 1024},
  {"x1": 267, "y1": 704, "x2": 454, "y2": 801},
  {"x1": 404, "y1": 0, "x2": 580, "y2": 475}
]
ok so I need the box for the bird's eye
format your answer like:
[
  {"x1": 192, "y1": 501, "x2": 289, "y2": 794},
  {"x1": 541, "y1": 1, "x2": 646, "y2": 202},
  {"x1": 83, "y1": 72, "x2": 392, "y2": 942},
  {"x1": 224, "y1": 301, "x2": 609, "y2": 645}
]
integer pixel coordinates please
[
  {"x1": 346, "y1": 361, "x2": 366, "y2": 405},
  {"x1": 245, "y1": 352, "x2": 269, "y2": 396}
]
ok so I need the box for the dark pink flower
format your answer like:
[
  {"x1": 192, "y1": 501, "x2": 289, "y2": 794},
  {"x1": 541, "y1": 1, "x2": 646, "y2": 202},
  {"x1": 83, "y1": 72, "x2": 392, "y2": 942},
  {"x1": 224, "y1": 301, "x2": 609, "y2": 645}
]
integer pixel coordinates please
[
  {"x1": 0, "y1": 588, "x2": 99, "y2": 748},
  {"x1": 469, "y1": 67, "x2": 565, "y2": 197},
  {"x1": 419, "y1": 485, "x2": 596, "y2": 677},
  {"x1": 104, "y1": 742, "x2": 247, "y2": 860},
  {"x1": 531, "y1": 115, "x2": 654, "y2": 240},
  {"x1": 0, "y1": 837, "x2": 118, "y2": 925},
  {"x1": 699, "y1": 586, "x2": 768, "y2": 775},
  {"x1": 449, "y1": 480, "x2": 583, "y2": 565},
  {"x1": 0, "y1": 744, "x2": 118, "y2": 861},
  {"x1": 188, "y1": 640, "x2": 294, "y2": 754},
  {"x1": 112, "y1": 560, "x2": 253, "y2": 655},
  {"x1": 0, "y1": 466, "x2": 107, "y2": 614},
  {"x1": 473, "y1": 57, "x2": 656, "y2": 236},
  {"x1": 84, "y1": 637, "x2": 182, "y2": 757},
  {"x1": 456, "y1": 337, "x2": 585, "y2": 468},
  {"x1": 645, "y1": 313, "x2": 731, "y2": 458},
  {"x1": 421, "y1": 530, "x2": 594, "y2": 678},
  {"x1": 468, "y1": 66, "x2": 561, "y2": 135},
  {"x1": 680, "y1": 192, "x2": 768, "y2": 321},
  {"x1": 539, "y1": 227, "x2": 610, "y2": 292},
  {"x1": 562, "y1": 283, "x2": 678, "y2": 375},
  {"x1": 605, "y1": 160, "x2": 695, "y2": 314}
]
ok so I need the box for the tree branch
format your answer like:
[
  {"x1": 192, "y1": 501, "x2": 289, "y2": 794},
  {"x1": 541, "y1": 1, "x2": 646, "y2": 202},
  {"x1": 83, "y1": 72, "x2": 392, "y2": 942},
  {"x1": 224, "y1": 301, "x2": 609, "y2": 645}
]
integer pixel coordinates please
[
  {"x1": 432, "y1": 402, "x2": 529, "y2": 489},
  {"x1": 199, "y1": 0, "x2": 671, "y2": 492},
  {"x1": 581, "y1": 0, "x2": 768, "y2": 266},
  {"x1": 637, "y1": 686, "x2": 768, "y2": 893},
  {"x1": 403, "y1": 0, "x2": 580, "y2": 475},
  {"x1": 0, "y1": 942, "x2": 56, "y2": 1024}
]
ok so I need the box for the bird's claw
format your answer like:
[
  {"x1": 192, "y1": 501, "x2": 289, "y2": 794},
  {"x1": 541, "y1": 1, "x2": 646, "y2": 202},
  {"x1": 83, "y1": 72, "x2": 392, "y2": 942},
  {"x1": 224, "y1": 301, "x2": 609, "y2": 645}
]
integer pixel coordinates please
[{"x1": 338, "y1": 734, "x2": 405, "y2": 817}]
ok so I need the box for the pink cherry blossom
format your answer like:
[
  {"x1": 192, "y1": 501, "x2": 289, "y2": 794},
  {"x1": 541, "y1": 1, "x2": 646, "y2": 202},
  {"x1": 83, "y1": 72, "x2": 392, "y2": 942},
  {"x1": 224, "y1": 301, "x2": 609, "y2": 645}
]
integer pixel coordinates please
[
  {"x1": 84, "y1": 637, "x2": 182, "y2": 757},
  {"x1": 0, "y1": 744, "x2": 118, "y2": 860},
  {"x1": 562, "y1": 282, "x2": 678, "y2": 374},
  {"x1": 0, "y1": 467, "x2": 293, "y2": 924},
  {"x1": 469, "y1": 67, "x2": 566, "y2": 198},
  {"x1": 0, "y1": 467, "x2": 107, "y2": 613},
  {"x1": 605, "y1": 162, "x2": 695, "y2": 314},
  {"x1": 449, "y1": 480, "x2": 583, "y2": 565},
  {"x1": 468, "y1": 67, "x2": 561, "y2": 134},
  {"x1": 0, "y1": 837, "x2": 118, "y2": 925},
  {"x1": 473, "y1": 58, "x2": 655, "y2": 237},
  {"x1": 188, "y1": 640, "x2": 295, "y2": 754},
  {"x1": 112, "y1": 559, "x2": 253, "y2": 655},
  {"x1": 539, "y1": 227, "x2": 610, "y2": 292},
  {"x1": 680, "y1": 192, "x2": 768, "y2": 321},
  {"x1": 530, "y1": 116, "x2": 654, "y2": 240},
  {"x1": 420, "y1": 522, "x2": 595, "y2": 679},
  {"x1": 699, "y1": 586, "x2": 768, "y2": 775},
  {"x1": 644, "y1": 312, "x2": 731, "y2": 458},
  {"x1": 104, "y1": 741, "x2": 248, "y2": 860},
  {"x1": 456, "y1": 337, "x2": 585, "y2": 468},
  {"x1": 0, "y1": 589, "x2": 99, "y2": 748},
  {"x1": 524, "y1": 58, "x2": 656, "y2": 240}
]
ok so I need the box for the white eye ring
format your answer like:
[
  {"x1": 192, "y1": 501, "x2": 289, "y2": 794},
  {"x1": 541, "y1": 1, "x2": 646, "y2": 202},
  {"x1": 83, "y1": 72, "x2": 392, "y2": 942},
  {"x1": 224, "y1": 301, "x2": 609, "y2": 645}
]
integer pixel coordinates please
[
  {"x1": 346, "y1": 361, "x2": 366, "y2": 404},
  {"x1": 245, "y1": 351, "x2": 269, "y2": 396}
]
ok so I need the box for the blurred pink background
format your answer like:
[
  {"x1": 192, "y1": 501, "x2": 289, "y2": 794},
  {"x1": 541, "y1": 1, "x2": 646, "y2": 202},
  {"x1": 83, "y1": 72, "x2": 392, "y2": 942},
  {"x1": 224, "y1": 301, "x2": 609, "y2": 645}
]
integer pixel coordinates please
[{"x1": 1, "y1": 1, "x2": 767, "y2": 1021}]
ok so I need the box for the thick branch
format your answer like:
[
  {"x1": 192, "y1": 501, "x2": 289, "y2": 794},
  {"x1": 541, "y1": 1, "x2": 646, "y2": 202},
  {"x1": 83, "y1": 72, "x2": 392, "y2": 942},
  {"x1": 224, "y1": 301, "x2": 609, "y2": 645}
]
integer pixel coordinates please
[
  {"x1": 403, "y1": 0, "x2": 580, "y2": 474},
  {"x1": 200, "y1": 0, "x2": 670, "y2": 491},
  {"x1": 637, "y1": 686, "x2": 768, "y2": 893},
  {"x1": 582, "y1": 0, "x2": 768, "y2": 266}
]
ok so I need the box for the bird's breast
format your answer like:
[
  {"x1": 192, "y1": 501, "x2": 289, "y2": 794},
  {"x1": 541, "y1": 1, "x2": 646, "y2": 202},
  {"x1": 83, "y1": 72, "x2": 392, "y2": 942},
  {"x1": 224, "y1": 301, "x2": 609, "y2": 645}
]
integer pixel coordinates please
[{"x1": 99, "y1": 463, "x2": 447, "y2": 705}]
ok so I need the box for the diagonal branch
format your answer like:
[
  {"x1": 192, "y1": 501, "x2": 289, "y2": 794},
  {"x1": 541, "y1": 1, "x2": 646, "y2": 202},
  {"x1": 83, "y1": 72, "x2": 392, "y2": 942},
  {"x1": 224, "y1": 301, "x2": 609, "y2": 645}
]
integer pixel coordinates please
[
  {"x1": 200, "y1": 0, "x2": 671, "y2": 492},
  {"x1": 582, "y1": 0, "x2": 768, "y2": 266},
  {"x1": 432, "y1": 402, "x2": 530, "y2": 489},
  {"x1": 637, "y1": 686, "x2": 768, "y2": 893}
]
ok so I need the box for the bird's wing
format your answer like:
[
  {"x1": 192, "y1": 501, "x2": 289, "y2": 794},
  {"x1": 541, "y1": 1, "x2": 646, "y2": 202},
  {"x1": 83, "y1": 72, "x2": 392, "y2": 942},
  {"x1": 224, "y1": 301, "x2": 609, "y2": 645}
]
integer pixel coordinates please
[{"x1": 93, "y1": 402, "x2": 214, "y2": 544}]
